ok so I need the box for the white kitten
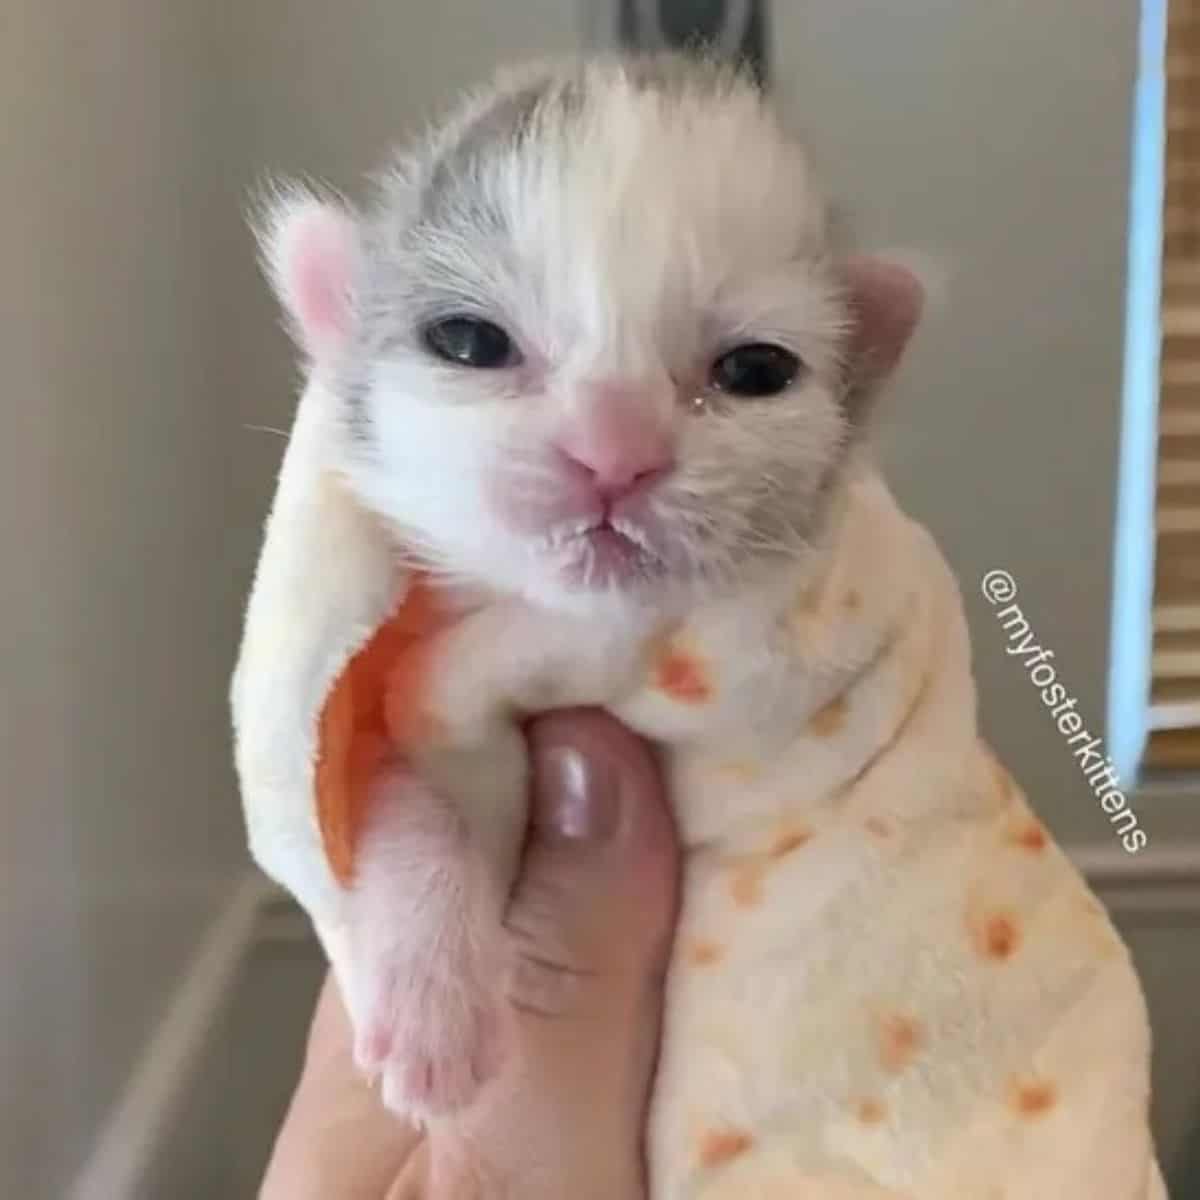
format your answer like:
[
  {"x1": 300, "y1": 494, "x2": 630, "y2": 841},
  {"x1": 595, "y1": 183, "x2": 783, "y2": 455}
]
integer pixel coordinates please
[{"x1": 253, "y1": 53, "x2": 920, "y2": 1117}]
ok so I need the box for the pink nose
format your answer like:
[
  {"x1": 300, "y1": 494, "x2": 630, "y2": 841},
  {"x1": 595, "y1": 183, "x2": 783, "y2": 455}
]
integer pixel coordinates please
[
  {"x1": 556, "y1": 381, "x2": 676, "y2": 502},
  {"x1": 557, "y1": 436, "x2": 673, "y2": 501}
]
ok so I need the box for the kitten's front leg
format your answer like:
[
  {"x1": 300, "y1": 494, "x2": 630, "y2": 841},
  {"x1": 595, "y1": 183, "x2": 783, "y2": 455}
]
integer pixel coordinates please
[
  {"x1": 337, "y1": 598, "x2": 590, "y2": 1121},
  {"x1": 341, "y1": 725, "x2": 528, "y2": 1121}
]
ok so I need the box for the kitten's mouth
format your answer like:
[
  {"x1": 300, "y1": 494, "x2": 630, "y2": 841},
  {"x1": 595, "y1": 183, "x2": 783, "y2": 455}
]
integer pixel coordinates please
[{"x1": 540, "y1": 516, "x2": 666, "y2": 589}]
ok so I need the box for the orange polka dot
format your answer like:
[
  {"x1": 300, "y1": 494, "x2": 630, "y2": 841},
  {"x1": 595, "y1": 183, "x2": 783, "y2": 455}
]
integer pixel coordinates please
[
  {"x1": 864, "y1": 815, "x2": 893, "y2": 839},
  {"x1": 698, "y1": 1128, "x2": 754, "y2": 1168},
  {"x1": 654, "y1": 644, "x2": 713, "y2": 704},
  {"x1": 809, "y1": 694, "x2": 849, "y2": 737},
  {"x1": 877, "y1": 1012, "x2": 925, "y2": 1073},
  {"x1": 728, "y1": 861, "x2": 765, "y2": 908},
  {"x1": 794, "y1": 581, "x2": 825, "y2": 617},
  {"x1": 1010, "y1": 1077, "x2": 1058, "y2": 1119},
  {"x1": 687, "y1": 939, "x2": 725, "y2": 967},
  {"x1": 855, "y1": 1097, "x2": 887, "y2": 1125},
  {"x1": 1009, "y1": 821, "x2": 1048, "y2": 852},
  {"x1": 970, "y1": 910, "x2": 1022, "y2": 961},
  {"x1": 769, "y1": 826, "x2": 813, "y2": 859},
  {"x1": 985, "y1": 914, "x2": 1021, "y2": 959}
]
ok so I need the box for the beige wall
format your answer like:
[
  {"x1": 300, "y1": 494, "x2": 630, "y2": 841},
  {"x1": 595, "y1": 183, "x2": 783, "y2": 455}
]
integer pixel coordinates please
[{"x1": 3, "y1": 3, "x2": 258, "y2": 1194}]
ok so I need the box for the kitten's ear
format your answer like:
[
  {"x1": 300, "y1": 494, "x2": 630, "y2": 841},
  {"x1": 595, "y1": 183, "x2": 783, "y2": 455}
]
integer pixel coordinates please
[
  {"x1": 842, "y1": 256, "x2": 925, "y2": 400},
  {"x1": 255, "y1": 183, "x2": 360, "y2": 362}
]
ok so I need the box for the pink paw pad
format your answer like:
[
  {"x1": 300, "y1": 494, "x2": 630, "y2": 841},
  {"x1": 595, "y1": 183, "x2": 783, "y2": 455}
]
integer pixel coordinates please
[{"x1": 353, "y1": 970, "x2": 504, "y2": 1118}]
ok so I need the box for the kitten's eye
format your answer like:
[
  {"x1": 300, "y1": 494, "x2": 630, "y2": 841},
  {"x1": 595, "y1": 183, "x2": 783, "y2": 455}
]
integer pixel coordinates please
[
  {"x1": 422, "y1": 316, "x2": 518, "y2": 368},
  {"x1": 710, "y1": 343, "x2": 802, "y2": 398}
]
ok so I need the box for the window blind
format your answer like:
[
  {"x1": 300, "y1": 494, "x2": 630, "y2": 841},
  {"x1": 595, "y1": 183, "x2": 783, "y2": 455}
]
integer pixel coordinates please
[{"x1": 1147, "y1": 0, "x2": 1200, "y2": 768}]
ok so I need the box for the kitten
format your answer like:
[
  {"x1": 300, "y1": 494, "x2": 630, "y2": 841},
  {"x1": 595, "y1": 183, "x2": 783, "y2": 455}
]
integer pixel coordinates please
[{"x1": 234, "y1": 55, "x2": 1164, "y2": 1196}]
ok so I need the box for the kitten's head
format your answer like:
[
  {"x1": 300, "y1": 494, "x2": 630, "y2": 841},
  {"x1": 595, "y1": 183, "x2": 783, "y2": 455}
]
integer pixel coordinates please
[{"x1": 258, "y1": 55, "x2": 922, "y2": 618}]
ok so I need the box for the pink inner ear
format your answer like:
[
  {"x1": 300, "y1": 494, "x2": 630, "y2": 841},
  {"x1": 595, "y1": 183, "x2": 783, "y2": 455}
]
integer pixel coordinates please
[
  {"x1": 277, "y1": 204, "x2": 357, "y2": 360},
  {"x1": 844, "y1": 257, "x2": 924, "y2": 382}
]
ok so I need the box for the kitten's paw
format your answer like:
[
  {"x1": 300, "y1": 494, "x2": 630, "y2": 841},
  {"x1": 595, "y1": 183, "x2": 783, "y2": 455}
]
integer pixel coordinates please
[
  {"x1": 344, "y1": 761, "x2": 507, "y2": 1120},
  {"x1": 353, "y1": 969, "x2": 503, "y2": 1118}
]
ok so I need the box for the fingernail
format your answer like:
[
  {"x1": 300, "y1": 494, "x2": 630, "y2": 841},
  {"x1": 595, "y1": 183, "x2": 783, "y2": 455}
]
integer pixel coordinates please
[{"x1": 535, "y1": 745, "x2": 622, "y2": 842}]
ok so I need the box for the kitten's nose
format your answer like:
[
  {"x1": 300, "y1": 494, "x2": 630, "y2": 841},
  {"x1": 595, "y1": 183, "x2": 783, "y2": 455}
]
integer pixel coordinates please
[
  {"x1": 557, "y1": 381, "x2": 676, "y2": 502},
  {"x1": 558, "y1": 436, "x2": 673, "y2": 501}
]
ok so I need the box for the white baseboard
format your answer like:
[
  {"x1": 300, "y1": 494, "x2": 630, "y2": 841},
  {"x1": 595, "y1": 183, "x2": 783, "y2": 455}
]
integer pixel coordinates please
[{"x1": 67, "y1": 872, "x2": 276, "y2": 1200}]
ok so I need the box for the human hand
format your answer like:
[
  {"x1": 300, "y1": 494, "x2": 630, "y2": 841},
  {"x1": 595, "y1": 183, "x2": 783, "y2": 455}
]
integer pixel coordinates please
[{"x1": 260, "y1": 708, "x2": 680, "y2": 1199}]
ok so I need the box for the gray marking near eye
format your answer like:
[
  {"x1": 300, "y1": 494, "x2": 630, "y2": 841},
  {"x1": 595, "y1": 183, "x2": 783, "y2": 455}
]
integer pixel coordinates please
[
  {"x1": 417, "y1": 54, "x2": 752, "y2": 228},
  {"x1": 335, "y1": 364, "x2": 375, "y2": 447}
]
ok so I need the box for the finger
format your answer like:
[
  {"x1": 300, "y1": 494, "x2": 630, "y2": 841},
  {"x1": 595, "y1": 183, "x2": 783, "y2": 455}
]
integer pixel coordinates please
[
  {"x1": 427, "y1": 709, "x2": 679, "y2": 1199},
  {"x1": 508, "y1": 707, "x2": 680, "y2": 1011},
  {"x1": 260, "y1": 974, "x2": 422, "y2": 1200}
]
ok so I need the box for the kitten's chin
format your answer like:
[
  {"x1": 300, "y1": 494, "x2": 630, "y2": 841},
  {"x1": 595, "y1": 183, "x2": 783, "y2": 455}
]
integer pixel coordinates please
[
  {"x1": 554, "y1": 525, "x2": 667, "y2": 589},
  {"x1": 523, "y1": 553, "x2": 697, "y2": 625},
  {"x1": 453, "y1": 518, "x2": 710, "y2": 619}
]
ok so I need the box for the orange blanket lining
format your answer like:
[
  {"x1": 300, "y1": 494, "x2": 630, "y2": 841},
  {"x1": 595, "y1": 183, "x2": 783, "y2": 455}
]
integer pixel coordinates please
[{"x1": 314, "y1": 576, "x2": 451, "y2": 885}]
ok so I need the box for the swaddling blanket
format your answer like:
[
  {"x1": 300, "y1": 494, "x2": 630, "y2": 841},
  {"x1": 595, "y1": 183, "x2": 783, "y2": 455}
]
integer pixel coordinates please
[{"x1": 232, "y1": 376, "x2": 1165, "y2": 1199}]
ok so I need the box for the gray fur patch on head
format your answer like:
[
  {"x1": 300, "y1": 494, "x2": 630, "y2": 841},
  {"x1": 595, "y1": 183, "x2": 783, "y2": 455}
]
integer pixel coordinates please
[
  {"x1": 418, "y1": 80, "x2": 559, "y2": 228},
  {"x1": 410, "y1": 56, "x2": 727, "y2": 245},
  {"x1": 338, "y1": 54, "x2": 800, "y2": 419},
  {"x1": 348, "y1": 52, "x2": 815, "y2": 348}
]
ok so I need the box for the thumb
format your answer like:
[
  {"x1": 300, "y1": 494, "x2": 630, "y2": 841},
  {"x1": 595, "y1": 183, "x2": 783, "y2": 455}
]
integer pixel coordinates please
[
  {"x1": 505, "y1": 708, "x2": 679, "y2": 1018},
  {"x1": 428, "y1": 711, "x2": 677, "y2": 1197}
]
